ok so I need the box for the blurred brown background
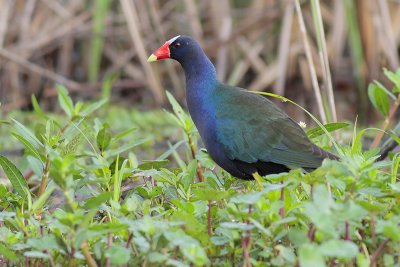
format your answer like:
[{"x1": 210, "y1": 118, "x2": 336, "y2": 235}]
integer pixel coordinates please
[{"x1": 0, "y1": 0, "x2": 399, "y2": 124}]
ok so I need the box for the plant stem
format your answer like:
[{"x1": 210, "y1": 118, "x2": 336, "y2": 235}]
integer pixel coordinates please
[
  {"x1": 370, "y1": 94, "x2": 400, "y2": 148},
  {"x1": 279, "y1": 179, "x2": 285, "y2": 218},
  {"x1": 307, "y1": 224, "x2": 316, "y2": 241},
  {"x1": 69, "y1": 244, "x2": 75, "y2": 267},
  {"x1": 242, "y1": 204, "x2": 252, "y2": 267},
  {"x1": 81, "y1": 241, "x2": 98, "y2": 267},
  {"x1": 345, "y1": 221, "x2": 349, "y2": 240},
  {"x1": 126, "y1": 232, "x2": 133, "y2": 248},
  {"x1": 378, "y1": 138, "x2": 399, "y2": 161},
  {"x1": 208, "y1": 200, "x2": 212, "y2": 236},
  {"x1": 105, "y1": 233, "x2": 112, "y2": 267},
  {"x1": 124, "y1": 232, "x2": 134, "y2": 267},
  {"x1": 187, "y1": 130, "x2": 205, "y2": 182},
  {"x1": 38, "y1": 156, "x2": 51, "y2": 197},
  {"x1": 370, "y1": 239, "x2": 390, "y2": 265}
]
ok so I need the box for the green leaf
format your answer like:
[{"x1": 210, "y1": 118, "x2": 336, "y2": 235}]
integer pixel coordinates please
[
  {"x1": 113, "y1": 158, "x2": 129, "y2": 203},
  {"x1": 192, "y1": 188, "x2": 232, "y2": 201},
  {"x1": 80, "y1": 98, "x2": 108, "y2": 117},
  {"x1": 24, "y1": 251, "x2": 49, "y2": 258},
  {"x1": 138, "y1": 160, "x2": 169, "y2": 170},
  {"x1": 97, "y1": 125, "x2": 111, "y2": 152},
  {"x1": 105, "y1": 245, "x2": 131, "y2": 265},
  {"x1": 0, "y1": 155, "x2": 30, "y2": 201},
  {"x1": 113, "y1": 127, "x2": 136, "y2": 141},
  {"x1": 230, "y1": 191, "x2": 264, "y2": 204},
  {"x1": 0, "y1": 243, "x2": 18, "y2": 260},
  {"x1": 12, "y1": 119, "x2": 43, "y2": 150},
  {"x1": 220, "y1": 222, "x2": 254, "y2": 231},
  {"x1": 31, "y1": 95, "x2": 48, "y2": 119},
  {"x1": 377, "y1": 218, "x2": 400, "y2": 241},
  {"x1": 165, "y1": 91, "x2": 194, "y2": 130},
  {"x1": 89, "y1": 222, "x2": 128, "y2": 233},
  {"x1": 149, "y1": 186, "x2": 163, "y2": 198},
  {"x1": 84, "y1": 192, "x2": 113, "y2": 209},
  {"x1": 12, "y1": 133, "x2": 43, "y2": 162},
  {"x1": 108, "y1": 139, "x2": 147, "y2": 157},
  {"x1": 383, "y1": 68, "x2": 400, "y2": 92},
  {"x1": 56, "y1": 84, "x2": 74, "y2": 117},
  {"x1": 27, "y1": 236, "x2": 59, "y2": 251},
  {"x1": 319, "y1": 240, "x2": 358, "y2": 259},
  {"x1": 181, "y1": 243, "x2": 208, "y2": 266},
  {"x1": 31, "y1": 187, "x2": 55, "y2": 212},
  {"x1": 275, "y1": 245, "x2": 296, "y2": 263},
  {"x1": 307, "y1": 122, "x2": 350, "y2": 139},
  {"x1": 299, "y1": 244, "x2": 326, "y2": 267},
  {"x1": 148, "y1": 252, "x2": 168, "y2": 263},
  {"x1": 368, "y1": 83, "x2": 390, "y2": 116}
]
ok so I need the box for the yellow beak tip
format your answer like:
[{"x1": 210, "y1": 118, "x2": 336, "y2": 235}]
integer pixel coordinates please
[{"x1": 147, "y1": 54, "x2": 157, "y2": 62}]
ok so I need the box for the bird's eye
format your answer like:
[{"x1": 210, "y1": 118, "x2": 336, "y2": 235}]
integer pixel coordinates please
[{"x1": 174, "y1": 42, "x2": 181, "y2": 48}]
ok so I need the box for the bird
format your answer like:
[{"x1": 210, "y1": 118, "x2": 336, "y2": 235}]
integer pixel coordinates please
[{"x1": 148, "y1": 35, "x2": 338, "y2": 183}]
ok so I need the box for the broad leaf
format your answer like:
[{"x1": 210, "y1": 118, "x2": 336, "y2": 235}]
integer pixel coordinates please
[
  {"x1": 12, "y1": 133, "x2": 43, "y2": 162},
  {"x1": 319, "y1": 240, "x2": 358, "y2": 259},
  {"x1": 368, "y1": 83, "x2": 390, "y2": 116},
  {"x1": 97, "y1": 125, "x2": 111, "y2": 152},
  {"x1": 12, "y1": 119, "x2": 43, "y2": 150},
  {"x1": 0, "y1": 155, "x2": 30, "y2": 201},
  {"x1": 383, "y1": 68, "x2": 400, "y2": 93},
  {"x1": 56, "y1": 84, "x2": 74, "y2": 117}
]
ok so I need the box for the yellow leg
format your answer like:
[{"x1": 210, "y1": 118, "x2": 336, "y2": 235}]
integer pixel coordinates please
[{"x1": 252, "y1": 172, "x2": 264, "y2": 190}]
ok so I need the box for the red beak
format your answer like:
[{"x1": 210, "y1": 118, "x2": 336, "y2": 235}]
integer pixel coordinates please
[
  {"x1": 148, "y1": 42, "x2": 170, "y2": 62},
  {"x1": 147, "y1": 35, "x2": 181, "y2": 62}
]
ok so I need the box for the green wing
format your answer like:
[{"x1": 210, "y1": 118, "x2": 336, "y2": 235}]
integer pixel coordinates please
[{"x1": 214, "y1": 87, "x2": 326, "y2": 168}]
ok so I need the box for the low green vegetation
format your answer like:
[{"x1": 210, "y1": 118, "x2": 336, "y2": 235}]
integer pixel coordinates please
[{"x1": 0, "y1": 70, "x2": 399, "y2": 266}]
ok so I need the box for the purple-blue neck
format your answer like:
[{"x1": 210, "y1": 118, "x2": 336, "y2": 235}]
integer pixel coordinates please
[
  {"x1": 175, "y1": 46, "x2": 218, "y2": 130},
  {"x1": 177, "y1": 47, "x2": 218, "y2": 95}
]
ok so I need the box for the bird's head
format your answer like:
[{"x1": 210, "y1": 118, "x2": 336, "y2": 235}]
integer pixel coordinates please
[{"x1": 147, "y1": 35, "x2": 199, "y2": 63}]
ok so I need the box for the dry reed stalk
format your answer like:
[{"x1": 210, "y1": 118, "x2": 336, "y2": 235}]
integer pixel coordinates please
[
  {"x1": 329, "y1": 0, "x2": 346, "y2": 72},
  {"x1": 211, "y1": 0, "x2": 232, "y2": 82},
  {"x1": 0, "y1": 48, "x2": 80, "y2": 89},
  {"x1": 356, "y1": 0, "x2": 378, "y2": 80},
  {"x1": 184, "y1": 0, "x2": 204, "y2": 44},
  {"x1": 20, "y1": 0, "x2": 37, "y2": 42},
  {"x1": 120, "y1": 0, "x2": 165, "y2": 104},
  {"x1": 275, "y1": 0, "x2": 294, "y2": 95},
  {"x1": 18, "y1": 12, "x2": 91, "y2": 54},
  {"x1": 391, "y1": 4, "x2": 400, "y2": 42},
  {"x1": 104, "y1": 44, "x2": 138, "y2": 75},
  {"x1": 148, "y1": 0, "x2": 182, "y2": 97},
  {"x1": 294, "y1": 0, "x2": 327, "y2": 124},
  {"x1": 237, "y1": 38, "x2": 266, "y2": 74},
  {"x1": 311, "y1": 0, "x2": 337, "y2": 123},
  {"x1": 378, "y1": 0, "x2": 400, "y2": 69},
  {"x1": 227, "y1": 38, "x2": 264, "y2": 86},
  {"x1": 227, "y1": 59, "x2": 250, "y2": 86},
  {"x1": 41, "y1": 0, "x2": 71, "y2": 18},
  {"x1": 56, "y1": 1, "x2": 81, "y2": 77},
  {"x1": 204, "y1": 7, "x2": 279, "y2": 53},
  {"x1": 249, "y1": 62, "x2": 279, "y2": 91},
  {"x1": 0, "y1": 0, "x2": 13, "y2": 47}
]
